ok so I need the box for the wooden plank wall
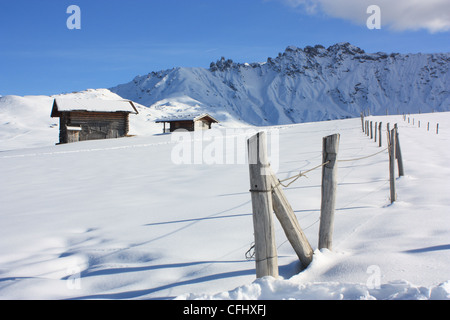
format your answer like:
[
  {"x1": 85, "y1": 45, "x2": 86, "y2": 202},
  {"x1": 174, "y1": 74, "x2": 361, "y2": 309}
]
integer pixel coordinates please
[{"x1": 60, "y1": 112, "x2": 130, "y2": 143}]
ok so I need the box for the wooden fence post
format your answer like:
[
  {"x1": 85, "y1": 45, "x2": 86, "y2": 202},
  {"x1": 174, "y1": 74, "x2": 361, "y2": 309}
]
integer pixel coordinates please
[
  {"x1": 437, "y1": 123, "x2": 439, "y2": 134},
  {"x1": 378, "y1": 122, "x2": 382, "y2": 147},
  {"x1": 394, "y1": 124, "x2": 404, "y2": 177},
  {"x1": 370, "y1": 121, "x2": 373, "y2": 139},
  {"x1": 269, "y1": 170, "x2": 313, "y2": 268},
  {"x1": 375, "y1": 122, "x2": 378, "y2": 142},
  {"x1": 387, "y1": 129, "x2": 397, "y2": 203},
  {"x1": 247, "y1": 132, "x2": 278, "y2": 278},
  {"x1": 319, "y1": 134, "x2": 340, "y2": 250},
  {"x1": 361, "y1": 113, "x2": 364, "y2": 133}
]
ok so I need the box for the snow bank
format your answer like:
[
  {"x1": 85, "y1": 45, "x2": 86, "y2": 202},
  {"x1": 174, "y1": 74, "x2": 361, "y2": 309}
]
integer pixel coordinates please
[
  {"x1": 181, "y1": 277, "x2": 450, "y2": 300},
  {"x1": 179, "y1": 250, "x2": 450, "y2": 300}
]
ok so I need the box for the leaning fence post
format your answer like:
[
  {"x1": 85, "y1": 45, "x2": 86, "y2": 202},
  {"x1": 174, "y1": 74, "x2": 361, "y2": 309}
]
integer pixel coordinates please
[
  {"x1": 387, "y1": 129, "x2": 397, "y2": 203},
  {"x1": 319, "y1": 134, "x2": 340, "y2": 250},
  {"x1": 394, "y1": 124, "x2": 404, "y2": 177},
  {"x1": 247, "y1": 132, "x2": 278, "y2": 278},
  {"x1": 269, "y1": 170, "x2": 313, "y2": 268}
]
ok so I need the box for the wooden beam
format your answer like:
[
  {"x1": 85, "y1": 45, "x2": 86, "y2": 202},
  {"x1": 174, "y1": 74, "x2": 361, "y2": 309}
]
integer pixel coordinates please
[
  {"x1": 319, "y1": 134, "x2": 340, "y2": 250},
  {"x1": 388, "y1": 128, "x2": 397, "y2": 203},
  {"x1": 269, "y1": 169, "x2": 313, "y2": 268},
  {"x1": 394, "y1": 124, "x2": 404, "y2": 177},
  {"x1": 247, "y1": 132, "x2": 279, "y2": 278}
]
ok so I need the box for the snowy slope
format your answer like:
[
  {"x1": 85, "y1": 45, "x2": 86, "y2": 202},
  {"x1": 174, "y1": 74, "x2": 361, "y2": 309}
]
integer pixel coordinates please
[
  {"x1": 0, "y1": 112, "x2": 449, "y2": 300},
  {"x1": 111, "y1": 43, "x2": 450, "y2": 126},
  {"x1": 0, "y1": 89, "x2": 166, "y2": 151}
]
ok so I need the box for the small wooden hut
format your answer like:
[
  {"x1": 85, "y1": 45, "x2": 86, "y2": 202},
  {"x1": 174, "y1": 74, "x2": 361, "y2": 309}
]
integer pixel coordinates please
[
  {"x1": 51, "y1": 98, "x2": 138, "y2": 144},
  {"x1": 155, "y1": 113, "x2": 219, "y2": 133}
]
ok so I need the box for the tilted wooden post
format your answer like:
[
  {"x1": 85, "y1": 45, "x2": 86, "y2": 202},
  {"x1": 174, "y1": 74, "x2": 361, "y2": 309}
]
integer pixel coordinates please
[
  {"x1": 319, "y1": 134, "x2": 340, "y2": 250},
  {"x1": 248, "y1": 132, "x2": 278, "y2": 278},
  {"x1": 394, "y1": 124, "x2": 404, "y2": 177},
  {"x1": 269, "y1": 170, "x2": 313, "y2": 268},
  {"x1": 387, "y1": 129, "x2": 397, "y2": 203}
]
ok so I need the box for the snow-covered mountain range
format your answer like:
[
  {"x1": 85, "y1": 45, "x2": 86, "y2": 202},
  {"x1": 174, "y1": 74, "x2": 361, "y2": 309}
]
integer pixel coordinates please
[
  {"x1": 1, "y1": 42, "x2": 449, "y2": 150},
  {"x1": 111, "y1": 42, "x2": 450, "y2": 126}
]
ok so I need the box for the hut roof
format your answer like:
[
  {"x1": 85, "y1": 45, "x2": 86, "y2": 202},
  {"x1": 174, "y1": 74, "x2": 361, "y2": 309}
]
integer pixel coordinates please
[
  {"x1": 51, "y1": 98, "x2": 139, "y2": 117},
  {"x1": 155, "y1": 113, "x2": 219, "y2": 123}
]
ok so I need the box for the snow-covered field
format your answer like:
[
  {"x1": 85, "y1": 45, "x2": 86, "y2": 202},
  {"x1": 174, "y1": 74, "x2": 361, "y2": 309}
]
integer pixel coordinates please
[{"x1": 0, "y1": 107, "x2": 449, "y2": 299}]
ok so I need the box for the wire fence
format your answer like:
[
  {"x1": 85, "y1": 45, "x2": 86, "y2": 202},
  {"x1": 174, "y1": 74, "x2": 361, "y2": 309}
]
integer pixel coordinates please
[
  {"x1": 246, "y1": 116, "x2": 403, "y2": 265},
  {"x1": 274, "y1": 147, "x2": 389, "y2": 191}
]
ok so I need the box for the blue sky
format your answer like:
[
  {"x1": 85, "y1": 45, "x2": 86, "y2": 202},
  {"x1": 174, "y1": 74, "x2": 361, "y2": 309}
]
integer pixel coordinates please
[{"x1": 1, "y1": 0, "x2": 449, "y2": 96}]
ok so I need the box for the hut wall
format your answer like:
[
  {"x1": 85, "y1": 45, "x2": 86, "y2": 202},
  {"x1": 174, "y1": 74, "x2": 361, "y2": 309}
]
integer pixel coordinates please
[
  {"x1": 59, "y1": 115, "x2": 68, "y2": 144},
  {"x1": 67, "y1": 130, "x2": 80, "y2": 143},
  {"x1": 60, "y1": 111, "x2": 130, "y2": 143},
  {"x1": 194, "y1": 119, "x2": 211, "y2": 130},
  {"x1": 170, "y1": 120, "x2": 195, "y2": 132}
]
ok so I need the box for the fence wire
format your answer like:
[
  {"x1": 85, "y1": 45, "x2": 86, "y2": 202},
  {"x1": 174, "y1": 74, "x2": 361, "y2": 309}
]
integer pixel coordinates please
[{"x1": 274, "y1": 147, "x2": 388, "y2": 190}]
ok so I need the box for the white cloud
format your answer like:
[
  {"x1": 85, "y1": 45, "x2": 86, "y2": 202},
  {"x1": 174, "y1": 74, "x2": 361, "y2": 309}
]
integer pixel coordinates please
[{"x1": 276, "y1": 0, "x2": 450, "y2": 33}]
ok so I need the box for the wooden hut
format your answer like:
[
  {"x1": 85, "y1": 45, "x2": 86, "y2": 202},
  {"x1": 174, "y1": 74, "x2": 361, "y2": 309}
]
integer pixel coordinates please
[
  {"x1": 51, "y1": 98, "x2": 138, "y2": 144},
  {"x1": 155, "y1": 113, "x2": 219, "y2": 133}
]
